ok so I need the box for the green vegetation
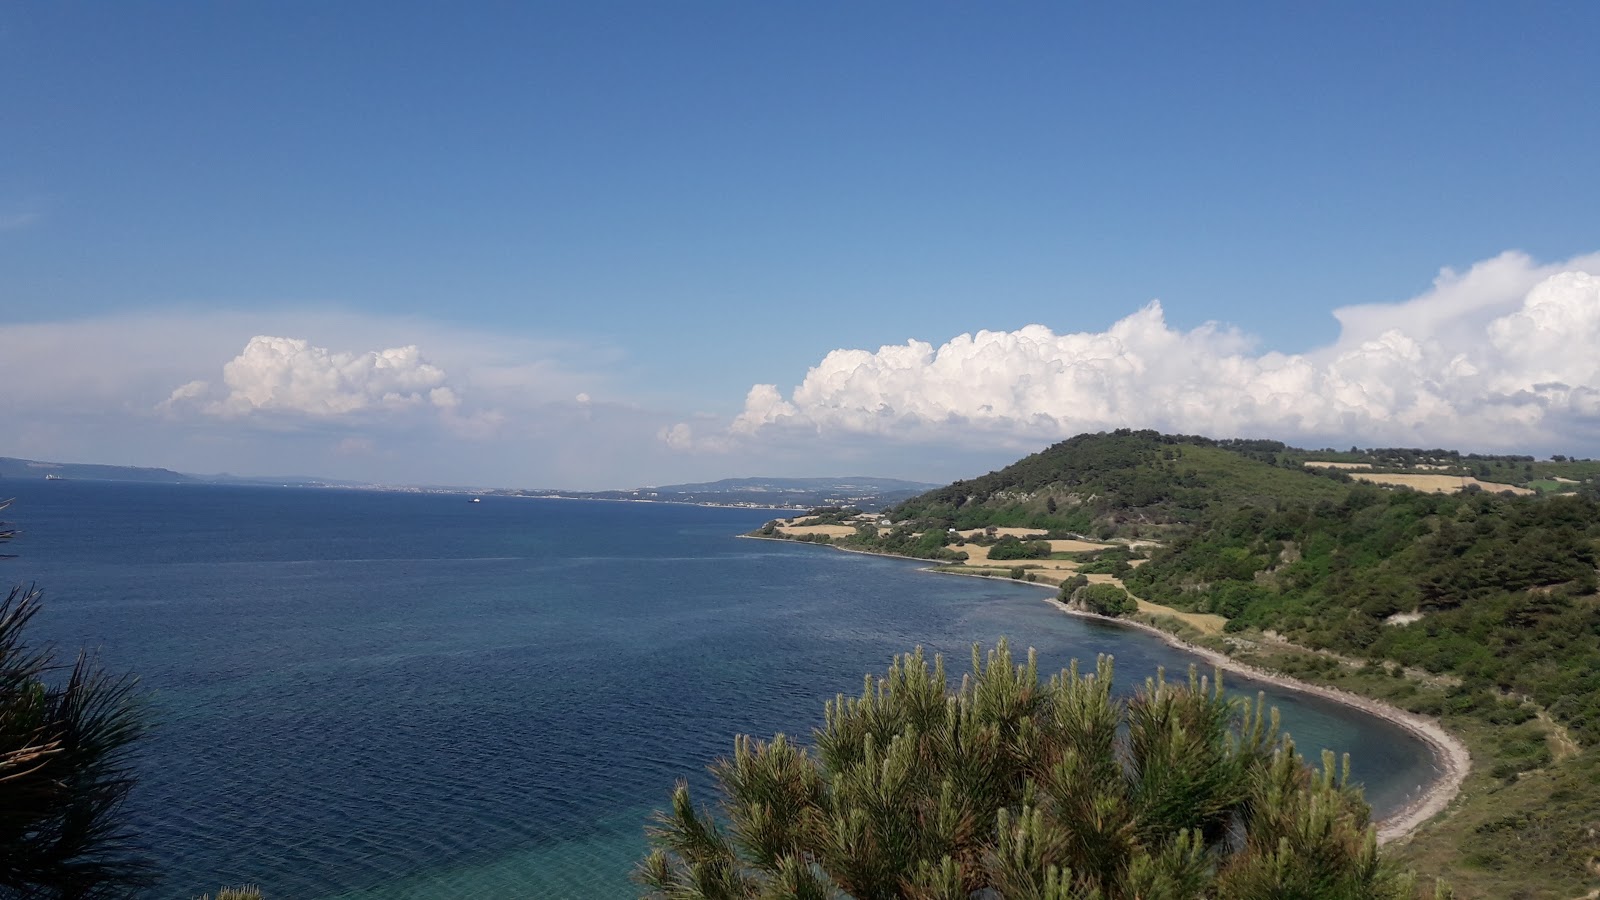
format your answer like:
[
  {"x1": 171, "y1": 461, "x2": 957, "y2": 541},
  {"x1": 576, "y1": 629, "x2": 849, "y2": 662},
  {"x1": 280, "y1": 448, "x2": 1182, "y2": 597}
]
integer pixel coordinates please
[
  {"x1": 889, "y1": 430, "x2": 1353, "y2": 538},
  {"x1": 1303, "y1": 446, "x2": 1600, "y2": 493},
  {"x1": 640, "y1": 643, "x2": 1445, "y2": 899},
  {"x1": 872, "y1": 431, "x2": 1600, "y2": 541},
  {"x1": 1117, "y1": 484, "x2": 1600, "y2": 896},
  {"x1": 1, "y1": 502, "x2": 152, "y2": 898},
  {"x1": 1073, "y1": 545, "x2": 1142, "y2": 577},
  {"x1": 751, "y1": 430, "x2": 1600, "y2": 895},
  {"x1": 1072, "y1": 582, "x2": 1138, "y2": 618},
  {"x1": 1124, "y1": 489, "x2": 1600, "y2": 744},
  {"x1": 792, "y1": 506, "x2": 864, "y2": 526},
  {"x1": 986, "y1": 536, "x2": 1051, "y2": 560},
  {"x1": 808, "y1": 521, "x2": 970, "y2": 562},
  {"x1": 1211, "y1": 639, "x2": 1600, "y2": 900}
]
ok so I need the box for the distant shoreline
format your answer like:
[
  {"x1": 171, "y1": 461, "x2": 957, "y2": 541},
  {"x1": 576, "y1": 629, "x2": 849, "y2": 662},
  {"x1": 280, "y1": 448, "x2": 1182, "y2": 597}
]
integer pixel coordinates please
[
  {"x1": 499, "y1": 494, "x2": 806, "y2": 511},
  {"x1": 744, "y1": 533, "x2": 1469, "y2": 845}
]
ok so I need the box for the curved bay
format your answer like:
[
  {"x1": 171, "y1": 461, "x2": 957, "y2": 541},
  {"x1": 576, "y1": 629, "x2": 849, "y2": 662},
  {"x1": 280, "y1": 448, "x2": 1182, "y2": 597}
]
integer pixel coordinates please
[{"x1": 8, "y1": 483, "x2": 1436, "y2": 899}]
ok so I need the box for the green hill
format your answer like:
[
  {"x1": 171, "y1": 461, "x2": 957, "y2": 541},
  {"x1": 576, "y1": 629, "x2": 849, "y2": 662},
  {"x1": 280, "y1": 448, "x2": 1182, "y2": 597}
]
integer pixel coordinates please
[{"x1": 889, "y1": 429, "x2": 1352, "y2": 537}]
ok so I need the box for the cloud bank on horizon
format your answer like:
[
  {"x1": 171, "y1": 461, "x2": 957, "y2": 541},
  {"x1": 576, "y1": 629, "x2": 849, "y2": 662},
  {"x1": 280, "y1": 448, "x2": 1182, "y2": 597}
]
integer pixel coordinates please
[{"x1": 667, "y1": 251, "x2": 1600, "y2": 455}]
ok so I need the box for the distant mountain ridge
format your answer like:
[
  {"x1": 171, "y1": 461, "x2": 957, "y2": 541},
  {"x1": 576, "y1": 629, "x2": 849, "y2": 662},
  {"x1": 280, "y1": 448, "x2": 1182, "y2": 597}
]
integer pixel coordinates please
[
  {"x1": 498, "y1": 476, "x2": 937, "y2": 511},
  {"x1": 0, "y1": 454, "x2": 934, "y2": 508},
  {"x1": 0, "y1": 456, "x2": 195, "y2": 483},
  {"x1": 649, "y1": 476, "x2": 939, "y2": 494}
]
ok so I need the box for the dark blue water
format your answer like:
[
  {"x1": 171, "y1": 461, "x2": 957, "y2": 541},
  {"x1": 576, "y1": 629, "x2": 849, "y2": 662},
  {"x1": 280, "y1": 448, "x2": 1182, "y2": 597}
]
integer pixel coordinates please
[{"x1": 1, "y1": 481, "x2": 1437, "y2": 898}]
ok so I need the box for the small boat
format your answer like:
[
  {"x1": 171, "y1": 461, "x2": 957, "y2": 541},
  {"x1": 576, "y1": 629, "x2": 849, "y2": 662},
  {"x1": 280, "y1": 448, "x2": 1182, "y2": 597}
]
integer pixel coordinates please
[
  {"x1": 470, "y1": 497, "x2": 482, "y2": 503},
  {"x1": 45, "y1": 474, "x2": 65, "y2": 481}
]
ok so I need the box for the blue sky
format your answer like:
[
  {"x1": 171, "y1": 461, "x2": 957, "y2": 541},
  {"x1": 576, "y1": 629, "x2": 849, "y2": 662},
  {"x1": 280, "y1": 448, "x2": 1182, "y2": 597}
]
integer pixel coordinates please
[{"x1": 4, "y1": 2, "x2": 1599, "y2": 488}]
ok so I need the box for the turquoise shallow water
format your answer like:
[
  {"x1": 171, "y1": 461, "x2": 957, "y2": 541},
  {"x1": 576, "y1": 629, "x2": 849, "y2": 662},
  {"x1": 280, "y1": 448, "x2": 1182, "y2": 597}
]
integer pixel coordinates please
[{"x1": 3, "y1": 482, "x2": 1438, "y2": 898}]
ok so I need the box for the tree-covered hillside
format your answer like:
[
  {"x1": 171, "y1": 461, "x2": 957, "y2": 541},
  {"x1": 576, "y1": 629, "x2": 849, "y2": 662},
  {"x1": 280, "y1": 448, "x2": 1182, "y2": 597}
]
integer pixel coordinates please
[
  {"x1": 889, "y1": 430, "x2": 1352, "y2": 537},
  {"x1": 1126, "y1": 488, "x2": 1600, "y2": 744},
  {"x1": 1118, "y1": 486, "x2": 1600, "y2": 895}
]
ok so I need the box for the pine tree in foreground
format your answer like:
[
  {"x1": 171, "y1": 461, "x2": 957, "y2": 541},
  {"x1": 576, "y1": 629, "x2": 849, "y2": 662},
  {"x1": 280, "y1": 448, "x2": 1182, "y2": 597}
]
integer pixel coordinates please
[
  {"x1": 638, "y1": 641, "x2": 1448, "y2": 899},
  {"x1": 1, "y1": 502, "x2": 152, "y2": 899}
]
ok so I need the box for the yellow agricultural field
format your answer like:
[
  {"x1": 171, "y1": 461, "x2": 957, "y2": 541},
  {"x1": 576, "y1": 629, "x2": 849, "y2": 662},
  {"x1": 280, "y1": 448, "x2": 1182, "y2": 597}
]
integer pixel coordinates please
[
  {"x1": 1134, "y1": 597, "x2": 1227, "y2": 635},
  {"x1": 954, "y1": 532, "x2": 1114, "y2": 554},
  {"x1": 958, "y1": 526, "x2": 1053, "y2": 540},
  {"x1": 1304, "y1": 461, "x2": 1373, "y2": 470},
  {"x1": 959, "y1": 543, "x2": 1096, "y2": 568},
  {"x1": 1047, "y1": 539, "x2": 1110, "y2": 554},
  {"x1": 1305, "y1": 460, "x2": 1459, "y2": 472},
  {"x1": 1347, "y1": 473, "x2": 1534, "y2": 496},
  {"x1": 775, "y1": 523, "x2": 860, "y2": 538}
]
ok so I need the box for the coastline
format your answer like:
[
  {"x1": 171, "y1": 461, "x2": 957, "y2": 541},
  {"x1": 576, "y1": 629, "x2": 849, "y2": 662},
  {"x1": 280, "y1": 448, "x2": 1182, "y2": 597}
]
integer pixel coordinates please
[
  {"x1": 1039, "y1": 589, "x2": 1469, "y2": 844},
  {"x1": 746, "y1": 533, "x2": 1470, "y2": 845}
]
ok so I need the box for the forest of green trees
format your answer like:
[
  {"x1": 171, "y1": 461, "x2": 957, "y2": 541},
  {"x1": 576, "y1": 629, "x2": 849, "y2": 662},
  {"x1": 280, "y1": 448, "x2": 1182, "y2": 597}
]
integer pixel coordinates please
[{"x1": 1124, "y1": 488, "x2": 1600, "y2": 744}]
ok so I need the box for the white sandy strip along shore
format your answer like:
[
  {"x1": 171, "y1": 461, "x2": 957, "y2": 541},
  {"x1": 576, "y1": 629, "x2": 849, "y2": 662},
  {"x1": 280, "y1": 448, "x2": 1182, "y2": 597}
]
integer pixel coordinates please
[{"x1": 743, "y1": 536, "x2": 1470, "y2": 844}]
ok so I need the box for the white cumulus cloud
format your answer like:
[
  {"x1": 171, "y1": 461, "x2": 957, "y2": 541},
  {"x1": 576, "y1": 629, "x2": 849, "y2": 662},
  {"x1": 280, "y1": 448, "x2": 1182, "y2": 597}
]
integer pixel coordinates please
[
  {"x1": 164, "y1": 335, "x2": 458, "y2": 419},
  {"x1": 709, "y1": 251, "x2": 1600, "y2": 452},
  {"x1": 658, "y1": 422, "x2": 695, "y2": 450}
]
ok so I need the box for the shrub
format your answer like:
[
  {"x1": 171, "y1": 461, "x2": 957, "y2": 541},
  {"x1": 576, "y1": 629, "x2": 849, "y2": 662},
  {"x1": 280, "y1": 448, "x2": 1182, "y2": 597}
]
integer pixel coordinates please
[{"x1": 1079, "y1": 583, "x2": 1138, "y2": 618}]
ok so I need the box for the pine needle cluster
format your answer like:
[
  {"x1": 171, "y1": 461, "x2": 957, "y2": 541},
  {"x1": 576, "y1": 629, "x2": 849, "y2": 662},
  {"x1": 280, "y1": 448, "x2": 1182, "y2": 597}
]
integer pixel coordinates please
[{"x1": 639, "y1": 641, "x2": 1447, "y2": 899}]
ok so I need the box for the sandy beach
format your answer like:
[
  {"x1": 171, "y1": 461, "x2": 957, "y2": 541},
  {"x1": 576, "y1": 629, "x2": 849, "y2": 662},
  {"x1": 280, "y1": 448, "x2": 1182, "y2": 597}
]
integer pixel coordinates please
[{"x1": 746, "y1": 533, "x2": 1470, "y2": 845}]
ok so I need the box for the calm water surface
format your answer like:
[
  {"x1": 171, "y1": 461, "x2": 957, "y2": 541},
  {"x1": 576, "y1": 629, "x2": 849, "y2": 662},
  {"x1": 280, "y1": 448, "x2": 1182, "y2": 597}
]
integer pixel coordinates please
[{"x1": 3, "y1": 481, "x2": 1437, "y2": 898}]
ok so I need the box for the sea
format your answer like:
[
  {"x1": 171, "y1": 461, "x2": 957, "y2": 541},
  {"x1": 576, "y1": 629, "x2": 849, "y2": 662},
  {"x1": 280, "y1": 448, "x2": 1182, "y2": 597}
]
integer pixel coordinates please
[{"x1": 1, "y1": 481, "x2": 1438, "y2": 899}]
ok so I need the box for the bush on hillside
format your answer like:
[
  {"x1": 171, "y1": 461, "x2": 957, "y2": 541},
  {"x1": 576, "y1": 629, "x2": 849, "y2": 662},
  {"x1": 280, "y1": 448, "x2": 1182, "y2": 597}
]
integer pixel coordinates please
[
  {"x1": 987, "y1": 536, "x2": 1051, "y2": 560},
  {"x1": 1077, "y1": 582, "x2": 1139, "y2": 618}
]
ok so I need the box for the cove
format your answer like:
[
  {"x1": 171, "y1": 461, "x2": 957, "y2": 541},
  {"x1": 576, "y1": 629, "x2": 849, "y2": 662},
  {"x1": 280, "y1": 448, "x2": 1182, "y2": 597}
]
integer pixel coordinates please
[{"x1": 6, "y1": 482, "x2": 1438, "y2": 898}]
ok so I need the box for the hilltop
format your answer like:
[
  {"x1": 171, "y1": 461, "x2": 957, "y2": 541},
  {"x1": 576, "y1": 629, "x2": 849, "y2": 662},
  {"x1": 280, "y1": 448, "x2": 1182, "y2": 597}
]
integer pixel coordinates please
[
  {"x1": 888, "y1": 429, "x2": 1599, "y2": 538},
  {"x1": 889, "y1": 430, "x2": 1352, "y2": 537}
]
